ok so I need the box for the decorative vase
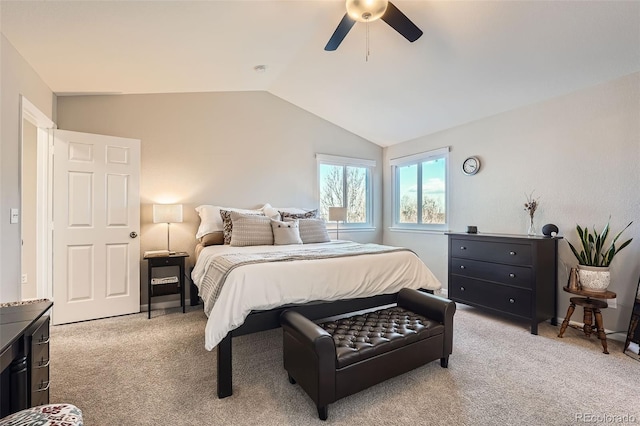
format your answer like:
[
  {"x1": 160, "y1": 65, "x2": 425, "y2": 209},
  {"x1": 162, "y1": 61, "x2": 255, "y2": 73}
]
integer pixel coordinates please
[
  {"x1": 567, "y1": 267, "x2": 580, "y2": 290},
  {"x1": 527, "y1": 217, "x2": 536, "y2": 236},
  {"x1": 577, "y1": 265, "x2": 610, "y2": 292}
]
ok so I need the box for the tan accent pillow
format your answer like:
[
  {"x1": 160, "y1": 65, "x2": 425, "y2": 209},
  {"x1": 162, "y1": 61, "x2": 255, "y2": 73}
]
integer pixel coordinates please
[
  {"x1": 200, "y1": 231, "x2": 224, "y2": 246},
  {"x1": 220, "y1": 209, "x2": 264, "y2": 244},
  {"x1": 230, "y1": 212, "x2": 274, "y2": 247},
  {"x1": 297, "y1": 218, "x2": 331, "y2": 244}
]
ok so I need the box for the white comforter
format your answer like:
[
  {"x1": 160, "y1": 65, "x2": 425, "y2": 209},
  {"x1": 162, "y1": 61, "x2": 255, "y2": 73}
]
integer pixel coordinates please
[{"x1": 191, "y1": 241, "x2": 441, "y2": 350}]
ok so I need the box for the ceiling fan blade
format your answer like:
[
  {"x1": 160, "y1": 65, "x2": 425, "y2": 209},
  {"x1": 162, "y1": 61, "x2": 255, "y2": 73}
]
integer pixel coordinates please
[
  {"x1": 325, "y1": 14, "x2": 356, "y2": 51},
  {"x1": 381, "y1": 2, "x2": 423, "y2": 43}
]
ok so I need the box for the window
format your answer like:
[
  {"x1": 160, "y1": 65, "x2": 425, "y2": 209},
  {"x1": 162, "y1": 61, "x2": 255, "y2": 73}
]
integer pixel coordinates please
[
  {"x1": 390, "y1": 147, "x2": 449, "y2": 230},
  {"x1": 316, "y1": 154, "x2": 375, "y2": 228}
]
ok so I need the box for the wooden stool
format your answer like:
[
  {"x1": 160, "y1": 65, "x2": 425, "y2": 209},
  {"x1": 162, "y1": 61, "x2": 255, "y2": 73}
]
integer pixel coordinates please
[{"x1": 558, "y1": 287, "x2": 616, "y2": 354}]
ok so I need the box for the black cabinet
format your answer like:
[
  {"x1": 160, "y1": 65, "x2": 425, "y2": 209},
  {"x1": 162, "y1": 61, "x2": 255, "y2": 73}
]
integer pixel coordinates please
[
  {"x1": 1, "y1": 300, "x2": 52, "y2": 417},
  {"x1": 447, "y1": 233, "x2": 560, "y2": 334},
  {"x1": 144, "y1": 252, "x2": 189, "y2": 319}
]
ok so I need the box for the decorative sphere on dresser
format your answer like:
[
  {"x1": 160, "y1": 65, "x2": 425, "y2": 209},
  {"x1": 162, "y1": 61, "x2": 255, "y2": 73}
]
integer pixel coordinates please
[{"x1": 542, "y1": 224, "x2": 559, "y2": 237}]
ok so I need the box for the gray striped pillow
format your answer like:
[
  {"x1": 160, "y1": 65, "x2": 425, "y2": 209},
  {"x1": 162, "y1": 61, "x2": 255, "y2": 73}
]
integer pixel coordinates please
[
  {"x1": 230, "y1": 211, "x2": 274, "y2": 246},
  {"x1": 297, "y1": 218, "x2": 331, "y2": 244}
]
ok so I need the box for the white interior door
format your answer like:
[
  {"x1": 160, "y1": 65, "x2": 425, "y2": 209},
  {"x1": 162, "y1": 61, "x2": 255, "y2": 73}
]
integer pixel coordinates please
[{"x1": 52, "y1": 130, "x2": 140, "y2": 324}]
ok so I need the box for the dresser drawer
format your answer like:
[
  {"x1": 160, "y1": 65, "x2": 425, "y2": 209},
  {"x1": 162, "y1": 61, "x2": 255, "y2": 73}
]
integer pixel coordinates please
[
  {"x1": 31, "y1": 388, "x2": 49, "y2": 408},
  {"x1": 31, "y1": 341, "x2": 50, "y2": 371},
  {"x1": 450, "y1": 239, "x2": 532, "y2": 266},
  {"x1": 30, "y1": 317, "x2": 50, "y2": 346},
  {"x1": 30, "y1": 361, "x2": 50, "y2": 394},
  {"x1": 451, "y1": 258, "x2": 533, "y2": 289},
  {"x1": 449, "y1": 276, "x2": 532, "y2": 318}
]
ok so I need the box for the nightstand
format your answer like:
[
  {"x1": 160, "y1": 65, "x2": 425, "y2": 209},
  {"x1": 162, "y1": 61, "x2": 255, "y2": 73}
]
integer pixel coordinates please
[{"x1": 144, "y1": 252, "x2": 189, "y2": 319}]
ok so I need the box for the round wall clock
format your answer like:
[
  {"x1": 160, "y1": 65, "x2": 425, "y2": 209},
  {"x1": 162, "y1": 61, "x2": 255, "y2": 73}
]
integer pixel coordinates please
[{"x1": 462, "y1": 156, "x2": 480, "y2": 175}]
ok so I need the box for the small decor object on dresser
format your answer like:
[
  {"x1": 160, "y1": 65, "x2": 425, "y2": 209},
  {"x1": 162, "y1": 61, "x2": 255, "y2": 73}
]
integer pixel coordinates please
[
  {"x1": 567, "y1": 219, "x2": 633, "y2": 293},
  {"x1": 523, "y1": 191, "x2": 539, "y2": 236},
  {"x1": 541, "y1": 224, "x2": 559, "y2": 237}
]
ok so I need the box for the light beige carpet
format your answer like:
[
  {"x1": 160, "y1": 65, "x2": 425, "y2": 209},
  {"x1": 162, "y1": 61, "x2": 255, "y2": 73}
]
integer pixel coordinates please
[{"x1": 49, "y1": 305, "x2": 639, "y2": 425}]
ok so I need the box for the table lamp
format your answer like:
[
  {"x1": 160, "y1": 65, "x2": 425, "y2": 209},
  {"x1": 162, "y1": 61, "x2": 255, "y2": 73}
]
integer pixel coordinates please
[
  {"x1": 153, "y1": 204, "x2": 183, "y2": 253},
  {"x1": 328, "y1": 207, "x2": 347, "y2": 240}
]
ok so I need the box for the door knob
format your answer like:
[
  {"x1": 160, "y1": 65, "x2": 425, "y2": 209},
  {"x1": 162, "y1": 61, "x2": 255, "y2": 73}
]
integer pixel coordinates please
[{"x1": 129, "y1": 231, "x2": 138, "y2": 238}]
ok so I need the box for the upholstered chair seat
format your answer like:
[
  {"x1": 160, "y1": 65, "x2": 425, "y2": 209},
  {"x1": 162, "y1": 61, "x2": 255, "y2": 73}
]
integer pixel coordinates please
[{"x1": 0, "y1": 404, "x2": 83, "y2": 426}]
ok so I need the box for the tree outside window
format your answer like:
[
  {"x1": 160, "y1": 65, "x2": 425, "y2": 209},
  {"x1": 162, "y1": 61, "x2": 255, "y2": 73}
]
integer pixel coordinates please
[
  {"x1": 317, "y1": 155, "x2": 373, "y2": 226},
  {"x1": 393, "y1": 148, "x2": 448, "y2": 229}
]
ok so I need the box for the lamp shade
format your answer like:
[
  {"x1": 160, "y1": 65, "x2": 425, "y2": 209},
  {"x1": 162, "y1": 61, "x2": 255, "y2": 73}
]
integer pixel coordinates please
[
  {"x1": 328, "y1": 207, "x2": 347, "y2": 222},
  {"x1": 153, "y1": 204, "x2": 183, "y2": 224}
]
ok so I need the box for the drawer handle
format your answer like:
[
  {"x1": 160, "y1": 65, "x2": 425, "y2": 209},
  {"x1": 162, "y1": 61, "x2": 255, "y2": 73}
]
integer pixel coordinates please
[
  {"x1": 509, "y1": 251, "x2": 516, "y2": 256},
  {"x1": 460, "y1": 286, "x2": 465, "y2": 291},
  {"x1": 460, "y1": 246, "x2": 467, "y2": 250},
  {"x1": 36, "y1": 380, "x2": 50, "y2": 392},
  {"x1": 36, "y1": 358, "x2": 50, "y2": 368},
  {"x1": 34, "y1": 337, "x2": 50, "y2": 345},
  {"x1": 509, "y1": 273, "x2": 515, "y2": 278},
  {"x1": 460, "y1": 265, "x2": 466, "y2": 269},
  {"x1": 509, "y1": 298, "x2": 515, "y2": 303}
]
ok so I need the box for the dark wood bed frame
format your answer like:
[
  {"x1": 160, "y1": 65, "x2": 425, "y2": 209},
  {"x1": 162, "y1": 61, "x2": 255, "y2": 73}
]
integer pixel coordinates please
[{"x1": 190, "y1": 281, "x2": 406, "y2": 398}]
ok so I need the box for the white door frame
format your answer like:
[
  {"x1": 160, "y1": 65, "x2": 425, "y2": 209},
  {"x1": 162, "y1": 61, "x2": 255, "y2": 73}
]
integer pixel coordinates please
[{"x1": 20, "y1": 95, "x2": 55, "y2": 301}]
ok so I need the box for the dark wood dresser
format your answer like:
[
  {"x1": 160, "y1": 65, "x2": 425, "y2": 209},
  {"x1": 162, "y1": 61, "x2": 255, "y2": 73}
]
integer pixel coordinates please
[
  {"x1": 0, "y1": 300, "x2": 52, "y2": 417},
  {"x1": 447, "y1": 233, "x2": 560, "y2": 334}
]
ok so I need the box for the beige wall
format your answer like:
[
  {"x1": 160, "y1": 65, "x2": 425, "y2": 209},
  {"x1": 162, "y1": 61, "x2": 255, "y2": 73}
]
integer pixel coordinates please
[
  {"x1": 56, "y1": 91, "x2": 383, "y2": 304},
  {"x1": 0, "y1": 35, "x2": 54, "y2": 302},
  {"x1": 383, "y1": 72, "x2": 640, "y2": 333}
]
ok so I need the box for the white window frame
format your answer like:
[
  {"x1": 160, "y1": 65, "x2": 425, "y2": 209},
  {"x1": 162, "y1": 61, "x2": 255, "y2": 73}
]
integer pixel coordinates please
[
  {"x1": 316, "y1": 154, "x2": 376, "y2": 230},
  {"x1": 390, "y1": 147, "x2": 449, "y2": 232}
]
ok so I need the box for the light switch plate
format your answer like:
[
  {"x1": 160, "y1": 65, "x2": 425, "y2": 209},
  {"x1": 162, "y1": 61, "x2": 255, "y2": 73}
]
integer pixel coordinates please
[{"x1": 10, "y1": 208, "x2": 19, "y2": 224}]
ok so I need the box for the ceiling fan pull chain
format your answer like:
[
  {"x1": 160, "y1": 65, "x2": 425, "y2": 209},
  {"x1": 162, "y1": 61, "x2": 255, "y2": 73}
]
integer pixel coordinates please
[{"x1": 366, "y1": 20, "x2": 370, "y2": 62}]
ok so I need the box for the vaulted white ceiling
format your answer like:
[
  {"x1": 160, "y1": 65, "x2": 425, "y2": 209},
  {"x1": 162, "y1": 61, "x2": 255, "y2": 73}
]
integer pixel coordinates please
[{"x1": 2, "y1": 1, "x2": 639, "y2": 146}]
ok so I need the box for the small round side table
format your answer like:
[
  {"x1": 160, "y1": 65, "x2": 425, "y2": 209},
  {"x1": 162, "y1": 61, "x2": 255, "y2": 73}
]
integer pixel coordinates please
[{"x1": 557, "y1": 286, "x2": 616, "y2": 354}]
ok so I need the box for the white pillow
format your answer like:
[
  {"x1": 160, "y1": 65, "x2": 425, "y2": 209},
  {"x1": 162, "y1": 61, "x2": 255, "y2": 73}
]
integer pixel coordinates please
[
  {"x1": 271, "y1": 219, "x2": 303, "y2": 245},
  {"x1": 195, "y1": 204, "x2": 264, "y2": 239},
  {"x1": 262, "y1": 204, "x2": 315, "y2": 221}
]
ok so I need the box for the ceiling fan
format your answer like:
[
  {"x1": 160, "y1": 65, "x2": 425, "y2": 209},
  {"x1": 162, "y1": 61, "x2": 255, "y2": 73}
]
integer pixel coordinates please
[{"x1": 325, "y1": 0, "x2": 423, "y2": 51}]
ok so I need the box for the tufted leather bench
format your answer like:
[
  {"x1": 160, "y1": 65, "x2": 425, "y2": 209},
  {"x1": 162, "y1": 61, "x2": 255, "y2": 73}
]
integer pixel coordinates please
[{"x1": 281, "y1": 288, "x2": 456, "y2": 420}]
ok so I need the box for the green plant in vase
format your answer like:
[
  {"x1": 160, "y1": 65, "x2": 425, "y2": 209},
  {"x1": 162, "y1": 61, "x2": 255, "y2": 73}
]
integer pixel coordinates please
[{"x1": 567, "y1": 219, "x2": 633, "y2": 292}]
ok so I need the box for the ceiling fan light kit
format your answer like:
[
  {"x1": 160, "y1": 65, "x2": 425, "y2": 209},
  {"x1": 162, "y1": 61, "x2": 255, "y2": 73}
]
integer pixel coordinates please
[
  {"x1": 346, "y1": 0, "x2": 388, "y2": 22},
  {"x1": 325, "y1": 1, "x2": 424, "y2": 52}
]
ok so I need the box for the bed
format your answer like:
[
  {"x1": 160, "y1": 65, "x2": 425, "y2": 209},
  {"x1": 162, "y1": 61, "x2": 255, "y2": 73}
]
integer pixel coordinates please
[{"x1": 189, "y1": 204, "x2": 442, "y2": 398}]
